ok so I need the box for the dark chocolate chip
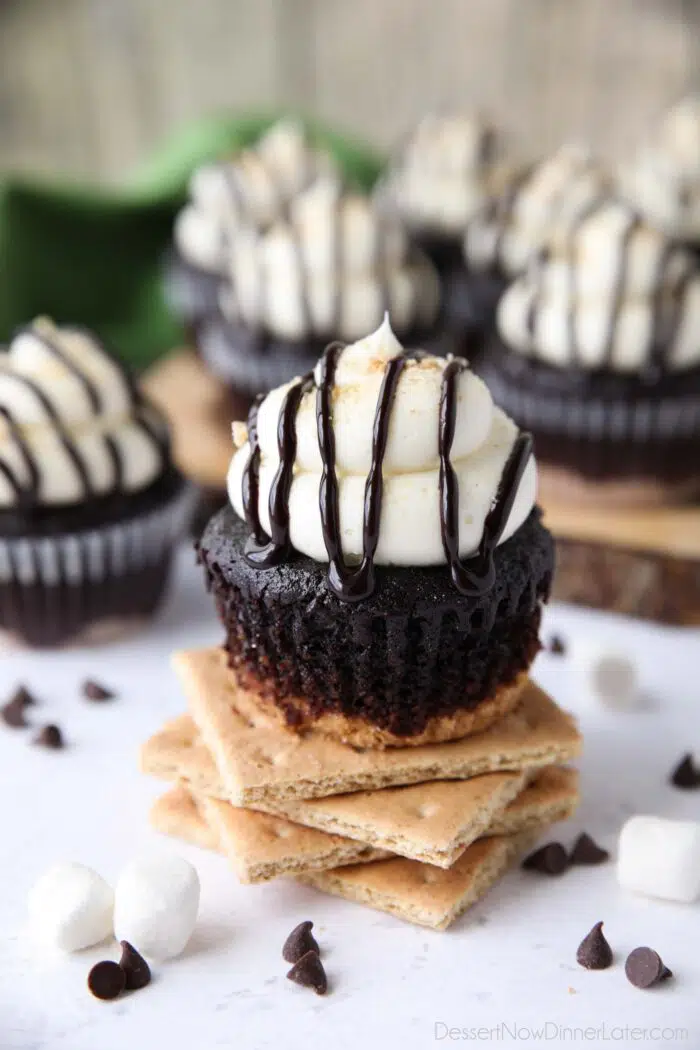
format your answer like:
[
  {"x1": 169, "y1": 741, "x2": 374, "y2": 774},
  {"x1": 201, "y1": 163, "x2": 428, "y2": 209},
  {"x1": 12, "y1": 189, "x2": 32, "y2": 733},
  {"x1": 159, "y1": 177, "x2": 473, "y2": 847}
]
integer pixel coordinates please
[
  {"x1": 625, "y1": 948, "x2": 662, "y2": 988},
  {"x1": 670, "y1": 753, "x2": 700, "y2": 790},
  {"x1": 1, "y1": 697, "x2": 28, "y2": 730},
  {"x1": 282, "y1": 920, "x2": 320, "y2": 964},
  {"x1": 119, "y1": 940, "x2": 151, "y2": 991},
  {"x1": 287, "y1": 950, "x2": 328, "y2": 995},
  {"x1": 33, "y1": 724, "x2": 64, "y2": 749},
  {"x1": 570, "y1": 832, "x2": 610, "y2": 866},
  {"x1": 13, "y1": 686, "x2": 37, "y2": 707},
  {"x1": 625, "y1": 947, "x2": 672, "y2": 989},
  {"x1": 522, "y1": 842, "x2": 569, "y2": 875},
  {"x1": 548, "y1": 635, "x2": 566, "y2": 656},
  {"x1": 576, "y1": 921, "x2": 613, "y2": 970},
  {"x1": 87, "y1": 960, "x2": 126, "y2": 1001},
  {"x1": 82, "y1": 679, "x2": 116, "y2": 702}
]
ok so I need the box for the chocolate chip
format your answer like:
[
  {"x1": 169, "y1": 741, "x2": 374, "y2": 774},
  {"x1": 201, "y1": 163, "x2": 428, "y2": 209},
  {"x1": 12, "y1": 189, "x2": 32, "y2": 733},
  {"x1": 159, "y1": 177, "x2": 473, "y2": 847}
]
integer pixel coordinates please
[
  {"x1": 548, "y1": 634, "x2": 566, "y2": 656},
  {"x1": 670, "y1": 753, "x2": 700, "y2": 790},
  {"x1": 570, "y1": 832, "x2": 610, "y2": 866},
  {"x1": 522, "y1": 842, "x2": 569, "y2": 875},
  {"x1": 82, "y1": 679, "x2": 116, "y2": 702},
  {"x1": 287, "y1": 950, "x2": 328, "y2": 995},
  {"x1": 576, "y1": 921, "x2": 613, "y2": 970},
  {"x1": 87, "y1": 960, "x2": 126, "y2": 1001},
  {"x1": 282, "y1": 920, "x2": 320, "y2": 964},
  {"x1": 33, "y1": 724, "x2": 64, "y2": 749},
  {"x1": 625, "y1": 947, "x2": 672, "y2": 989},
  {"x1": 119, "y1": 940, "x2": 151, "y2": 991},
  {"x1": 1, "y1": 686, "x2": 35, "y2": 728}
]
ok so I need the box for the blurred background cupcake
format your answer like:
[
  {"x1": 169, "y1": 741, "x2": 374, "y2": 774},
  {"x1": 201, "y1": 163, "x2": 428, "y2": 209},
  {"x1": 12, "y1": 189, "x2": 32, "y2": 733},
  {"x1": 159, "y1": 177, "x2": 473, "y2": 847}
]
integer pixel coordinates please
[
  {"x1": 197, "y1": 173, "x2": 446, "y2": 404},
  {"x1": 618, "y1": 95, "x2": 700, "y2": 257},
  {"x1": 0, "y1": 318, "x2": 190, "y2": 647},
  {"x1": 483, "y1": 198, "x2": 700, "y2": 508},
  {"x1": 165, "y1": 119, "x2": 340, "y2": 335},
  {"x1": 376, "y1": 112, "x2": 511, "y2": 356}
]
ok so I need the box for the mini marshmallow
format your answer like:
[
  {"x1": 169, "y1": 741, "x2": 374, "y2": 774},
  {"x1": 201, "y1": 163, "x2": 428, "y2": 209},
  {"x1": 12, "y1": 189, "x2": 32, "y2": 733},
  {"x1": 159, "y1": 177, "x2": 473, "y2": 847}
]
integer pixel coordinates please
[
  {"x1": 28, "y1": 862, "x2": 114, "y2": 952},
  {"x1": 571, "y1": 642, "x2": 639, "y2": 710},
  {"x1": 618, "y1": 815, "x2": 700, "y2": 903},
  {"x1": 113, "y1": 854, "x2": 200, "y2": 960}
]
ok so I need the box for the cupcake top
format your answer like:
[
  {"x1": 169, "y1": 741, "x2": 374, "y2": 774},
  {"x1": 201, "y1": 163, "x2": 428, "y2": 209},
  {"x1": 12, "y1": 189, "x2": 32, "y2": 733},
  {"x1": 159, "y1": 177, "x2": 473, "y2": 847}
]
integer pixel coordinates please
[
  {"x1": 619, "y1": 95, "x2": 700, "y2": 241},
  {"x1": 219, "y1": 177, "x2": 441, "y2": 343},
  {"x1": 376, "y1": 112, "x2": 506, "y2": 237},
  {"x1": 0, "y1": 319, "x2": 170, "y2": 509},
  {"x1": 173, "y1": 120, "x2": 337, "y2": 274},
  {"x1": 497, "y1": 199, "x2": 700, "y2": 374},
  {"x1": 228, "y1": 317, "x2": 537, "y2": 600},
  {"x1": 465, "y1": 144, "x2": 612, "y2": 278}
]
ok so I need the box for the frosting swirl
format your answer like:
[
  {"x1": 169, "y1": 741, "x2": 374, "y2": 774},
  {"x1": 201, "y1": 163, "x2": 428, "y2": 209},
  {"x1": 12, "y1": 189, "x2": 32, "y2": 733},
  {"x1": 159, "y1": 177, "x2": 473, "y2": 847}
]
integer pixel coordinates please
[
  {"x1": 173, "y1": 120, "x2": 337, "y2": 274},
  {"x1": 228, "y1": 317, "x2": 536, "y2": 583},
  {"x1": 0, "y1": 319, "x2": 170, "y2": 508},
  {"x1": 465, "y1": 144, "x2": 612, "y2": 278},
  {"x1": 497, "y1": 199, "x2": 700, "y2": 373},
  {"x1": 619, "y1": 95, "x2": 700, "y2": 241},
  {"x1": 376, "y1": 112, "x2": 506, "y2": 237},
  {"x1": 220, "y1": 177, "x2": 441, "y2": 343}
]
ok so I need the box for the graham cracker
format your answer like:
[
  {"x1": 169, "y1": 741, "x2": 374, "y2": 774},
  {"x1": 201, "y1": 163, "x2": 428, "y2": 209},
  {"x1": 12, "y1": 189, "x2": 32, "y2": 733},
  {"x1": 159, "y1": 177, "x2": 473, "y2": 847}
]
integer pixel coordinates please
[
  {"x1": 296, "y1": 831, "x2": 540, "y2": 930},
  {"x1": 149, "y1": 784, "x2": 220, "y2": 853},
  {"x1": 173, "y1": 648, "x2": 582, "y2": 804},
  {"x1": 141, "y1": 715, "x2": 541, "y2": 866},
  {"x1": 143, "y1": 717, "x2": 580, "y2": 867},
  {"x1": 150, "y1": 784, "x2": 388, "y2": 882},
  {"x1": 149, "y1": 785, "x2": 549, "y2": 927}
]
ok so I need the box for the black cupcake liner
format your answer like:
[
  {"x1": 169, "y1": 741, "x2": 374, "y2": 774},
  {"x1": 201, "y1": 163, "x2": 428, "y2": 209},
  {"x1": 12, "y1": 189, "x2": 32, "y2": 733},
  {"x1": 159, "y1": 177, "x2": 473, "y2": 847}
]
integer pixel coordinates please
[
  {"x1": 198, "y1": 506, "x2": 553, "y2": 739},
  {"x1": 0, "y1": 483, "x2": 193, "y2": 647},
  {"x1": 479, "y1": 340, "x2": 700, "y2": 482},
  {"x1": 163, "y1": 249, "x2": 224, "y2": 326}
]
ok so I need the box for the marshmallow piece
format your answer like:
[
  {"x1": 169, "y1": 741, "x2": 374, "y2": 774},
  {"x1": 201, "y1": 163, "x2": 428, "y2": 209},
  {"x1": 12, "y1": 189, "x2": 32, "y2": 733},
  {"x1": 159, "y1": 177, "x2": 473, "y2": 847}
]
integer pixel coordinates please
[
  {"x1": 114, "y1": 855, "x2": 200, "y2": 960},
  {"x1": 571, "y1": 642, "x2": 639, "y2": 710},
  {"x1": 618, "y1": 815, "x2": 700, "y2": 903},
  {"x1": 28, "y1": 862, "x2": 114, "y2": 952}
]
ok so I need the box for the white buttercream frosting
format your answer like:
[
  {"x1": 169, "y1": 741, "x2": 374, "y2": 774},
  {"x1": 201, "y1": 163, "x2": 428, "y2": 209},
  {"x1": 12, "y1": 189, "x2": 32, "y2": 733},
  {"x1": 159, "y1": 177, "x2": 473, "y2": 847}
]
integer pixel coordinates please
[
  {"x1": 377, "y1": 112, "x2": 507, "y2": 236},
  {"x1": 465, "y1": 143, "x2": 613, "y2": 278},
  {"x1": 228, "y1": 317, "x2": 536, "y2": 566},
  {"x1": 0, "y1": 318, "x2": 169, "y2": 508},
  {"x1": 497, "y1": 199, "x2": 700, "y2": 373},
  {"x1": 619, "y1": 95, "x2": 700, "y2": 241},
  {"x1": 221, "y1": 178, "x2": 441, "y2": 342},
  {"x1": 173, "y1": 120, "x2": 338, "y2": 273}
]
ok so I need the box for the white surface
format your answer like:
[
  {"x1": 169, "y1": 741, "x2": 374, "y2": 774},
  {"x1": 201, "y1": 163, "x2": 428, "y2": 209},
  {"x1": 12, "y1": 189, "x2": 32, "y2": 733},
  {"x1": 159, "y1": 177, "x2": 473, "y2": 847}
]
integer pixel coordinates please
[{"x1": 0, "y1": 546, "x2": 699, "y2": 1050}]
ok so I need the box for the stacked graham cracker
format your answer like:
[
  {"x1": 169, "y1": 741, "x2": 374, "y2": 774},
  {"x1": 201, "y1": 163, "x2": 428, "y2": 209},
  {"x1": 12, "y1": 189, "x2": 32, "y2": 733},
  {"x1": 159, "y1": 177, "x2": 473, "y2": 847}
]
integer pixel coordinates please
[{"x1": 141, "y1": 648, "x2": 582, "y2": 930}]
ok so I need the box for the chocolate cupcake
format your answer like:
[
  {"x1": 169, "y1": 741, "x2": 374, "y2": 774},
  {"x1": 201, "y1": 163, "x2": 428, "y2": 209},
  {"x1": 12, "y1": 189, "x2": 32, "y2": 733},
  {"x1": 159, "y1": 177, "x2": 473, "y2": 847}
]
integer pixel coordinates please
[
  {"x1": 464, "y1": 143, "x2": 612, "y2": 287},
  {"x1": 619, "y1": 95, "x2": 700, "y2": 257},
  {"x1": 198, "y1": 317, "x2": 552, "y2": 749},
  {"x1": 483, "y1": 198, "x2": 700, "y2": 507},
  {"x1": 197, "y1": 176, "x2": 447, "y2": 397},
  {"x1": 376, "y1": 112, "x2": 510, "y2": 352},
  {"x1": 0, "y1": 319, "x2": 191, "y2": 647},
  {"x1": 166, "y1": 120, "x2": 338, "y2": 329}
]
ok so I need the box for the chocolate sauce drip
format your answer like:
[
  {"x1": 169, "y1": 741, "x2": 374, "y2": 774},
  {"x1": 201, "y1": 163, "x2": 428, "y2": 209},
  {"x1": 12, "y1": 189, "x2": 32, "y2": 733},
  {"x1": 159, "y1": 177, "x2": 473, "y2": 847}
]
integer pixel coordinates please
[
  {"x1": 243, "y1": 379, "x2": 313, "y2": 566},
  {"x1": 438, "y1": 359, "x2": 532, "y2": 594},
  {"x1": 241, "y1": 343, "x2": 532, "y2": 602},
  {"x1": 0, "y1": 326, "x2": 169, "y2": 505}
]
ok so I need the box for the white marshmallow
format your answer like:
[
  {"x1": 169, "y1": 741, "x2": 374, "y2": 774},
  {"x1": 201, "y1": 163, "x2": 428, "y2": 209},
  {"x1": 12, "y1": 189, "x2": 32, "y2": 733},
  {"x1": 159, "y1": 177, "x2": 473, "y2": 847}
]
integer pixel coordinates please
[
  {"x1": 28, "y1": 862, "x2": 114, "y2": 952},
  {"x1": 571, "y1": 643, "x2": 639, "y2": 710},
  {"x1": 618, "y1": 815, "x2": 700, "y2": 903},
  {"x1": 114, "y1": 855, "x2": 200, "y2": 960}
]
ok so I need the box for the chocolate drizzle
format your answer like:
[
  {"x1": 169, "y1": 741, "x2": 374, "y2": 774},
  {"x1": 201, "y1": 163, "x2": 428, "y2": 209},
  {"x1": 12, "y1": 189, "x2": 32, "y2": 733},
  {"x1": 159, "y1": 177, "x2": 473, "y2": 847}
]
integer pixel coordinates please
[
  {"x1": 519, "y1": 201, "x2": 694, "y2": 375},
  {"x1": 242, "y1": 342, "x2": 532, "y2": 602},
  {"x1": 0, "y1": 323, "x2": 169, "y2": 507}
]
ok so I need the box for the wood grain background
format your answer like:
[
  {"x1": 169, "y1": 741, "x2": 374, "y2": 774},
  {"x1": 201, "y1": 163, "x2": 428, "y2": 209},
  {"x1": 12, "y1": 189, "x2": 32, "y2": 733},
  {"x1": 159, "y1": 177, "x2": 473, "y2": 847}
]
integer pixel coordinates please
[{"x1": 0, "y1": 0, "x2": 697, "y2": 181}]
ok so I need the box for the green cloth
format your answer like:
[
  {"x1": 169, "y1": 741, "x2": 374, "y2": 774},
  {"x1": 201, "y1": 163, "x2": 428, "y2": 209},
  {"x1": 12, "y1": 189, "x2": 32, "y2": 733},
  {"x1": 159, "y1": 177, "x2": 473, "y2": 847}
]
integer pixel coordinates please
[{"x1": 0, "y1": 114, "x2": 383, "y2": 371}]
